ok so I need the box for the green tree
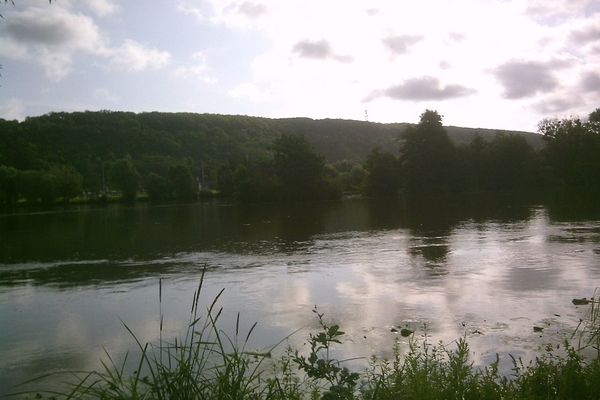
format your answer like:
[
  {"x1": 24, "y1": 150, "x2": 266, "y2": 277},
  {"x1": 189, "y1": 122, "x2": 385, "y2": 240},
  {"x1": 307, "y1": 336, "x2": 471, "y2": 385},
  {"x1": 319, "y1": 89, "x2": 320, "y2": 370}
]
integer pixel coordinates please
[
  {"x1": 399, "y1": 110, "x2": 458, "y2": 195},
  {"x1": 49, "y1": 165, "x2": 82, "y2": 201},
  {"x1": 539, "y1": 114, "x2": 600, "y2": 191},
  {"x1": 110, "y1": 157, "x2": 139, "y2": 202},
  {"x1": 0, "y1": 165, "x2": 19, "y2": 205},
  {"x1": 363, "y1": 149, "x2": 400, "y2": 197},
  {"x1": 233, "y1": 160, "x2": 279, "y2": 202},
  {"x1": 17, "y1": 170, "x2": 57, "y2": 204},
  {"x1": 145, "y1": 172, "x2": 172, "y2": 202},
  {"x1": 272, "y1": 134, "x2": 338, "y2": 201},
  {"x1": 588, "y1": 108, "x2": 600, "y2": 123},
  {"x1": 168, "y1": 164, "x2": 197, "y2": 200}
]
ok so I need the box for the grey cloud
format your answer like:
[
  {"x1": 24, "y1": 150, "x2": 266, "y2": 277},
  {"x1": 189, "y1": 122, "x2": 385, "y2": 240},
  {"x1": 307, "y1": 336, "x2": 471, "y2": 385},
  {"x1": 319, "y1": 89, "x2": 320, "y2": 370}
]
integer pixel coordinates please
[
  {"x1": 570, "y1": 25, "x2": 600, "y2": 44},
  {"x1": 494, "y1": 60, "x2": 569, "y2": 99},
  {"x1": 364, "y1": 76, "x2": 476, "y2": 102},
  {"x1": 292, "y1": 40, "x2": 353, "y2": 63},
  {"x1": 382, "y1": 35, "x2": 422, "y2": 55},
  {"x1": 448, "y1": 32, "x2": 466, "y2": 43},
  {"x1": 236, "y1": 2, "x2": 267, "y2": 18},
  {"x1": 581, "y1": 72, "x2": 600, "y2": 92},
  {"x1": 5, "y1": 14, "x2": 75, "y2": 46},
  {"x1": 532, "y1": 98, "x2": 577, "y2": 114}
]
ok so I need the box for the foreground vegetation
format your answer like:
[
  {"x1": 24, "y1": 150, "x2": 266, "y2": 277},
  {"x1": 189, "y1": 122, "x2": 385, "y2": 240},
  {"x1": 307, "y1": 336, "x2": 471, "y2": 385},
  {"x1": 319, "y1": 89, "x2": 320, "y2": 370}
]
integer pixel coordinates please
[
  {"x1": 2, "y1": 108, "x2": 598, "y2": 206},
  {"x1": 13, "y1": 279, "x2": 600, "y2": 399}
]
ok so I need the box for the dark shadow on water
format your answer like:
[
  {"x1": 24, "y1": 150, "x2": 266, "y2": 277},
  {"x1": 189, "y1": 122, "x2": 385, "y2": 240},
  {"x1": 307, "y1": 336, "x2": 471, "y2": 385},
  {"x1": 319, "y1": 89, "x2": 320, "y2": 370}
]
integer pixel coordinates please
[{"x1": 0, "y1": 194, "x2": 571, "y2": 288}]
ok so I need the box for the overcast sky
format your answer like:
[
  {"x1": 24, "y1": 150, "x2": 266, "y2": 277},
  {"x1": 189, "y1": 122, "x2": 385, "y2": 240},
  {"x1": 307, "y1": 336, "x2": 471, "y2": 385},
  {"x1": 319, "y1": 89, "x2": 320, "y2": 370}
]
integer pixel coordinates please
[{"x1": 1, "y1": 0, "x2": 599, "y2": 131}]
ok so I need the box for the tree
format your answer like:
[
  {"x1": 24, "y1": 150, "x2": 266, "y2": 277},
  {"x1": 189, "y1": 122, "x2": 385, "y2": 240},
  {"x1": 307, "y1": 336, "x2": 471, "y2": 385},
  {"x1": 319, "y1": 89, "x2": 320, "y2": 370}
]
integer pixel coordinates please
[
  {"x1": 399, "y1": 110, "x2": 458, "y2": 195},
  {"x1": 168, "y1": 164, "x2": 196, "y2": 200},
  {"x1": 272, "y1": 134, "x2": 337, "y2": 201},
  {"x1": 363, "y1": 149, "x2": 400, "y2": 197},
  {"x1": 49, "y1": 165, "x2": 82, "y2": 201},
  {"x1": 110, "y1": 157, "x2": 139, "y2": 202},
  {"x1": 588, "y1": 108, "x2": 600, "y2": 123},
  {"x1": 145, "y1": 172, "x2": 172, "y2": 202},
  {"x1": 233, "y1": 160, "x2": 279, "y2": 202},
  {"x1": 538, "y1": 113, "x2": 600, "y2": 191},
  {"x1": 0, "y1": 165, "x2": 18, "y2": 205}
]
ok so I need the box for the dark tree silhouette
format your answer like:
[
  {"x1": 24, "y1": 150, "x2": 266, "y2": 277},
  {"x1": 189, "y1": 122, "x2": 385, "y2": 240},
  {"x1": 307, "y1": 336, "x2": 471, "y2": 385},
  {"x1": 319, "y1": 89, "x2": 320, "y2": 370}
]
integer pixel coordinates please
[{"x1": 399, "y1": 110, "x2": 459, "y2": 195}]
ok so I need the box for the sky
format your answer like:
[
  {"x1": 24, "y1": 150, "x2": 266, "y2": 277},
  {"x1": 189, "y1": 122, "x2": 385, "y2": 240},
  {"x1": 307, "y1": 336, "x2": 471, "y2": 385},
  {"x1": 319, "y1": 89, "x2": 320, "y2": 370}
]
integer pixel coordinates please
[{"x1": 0, "y1": 0, "x2": 599, "y2": 131}]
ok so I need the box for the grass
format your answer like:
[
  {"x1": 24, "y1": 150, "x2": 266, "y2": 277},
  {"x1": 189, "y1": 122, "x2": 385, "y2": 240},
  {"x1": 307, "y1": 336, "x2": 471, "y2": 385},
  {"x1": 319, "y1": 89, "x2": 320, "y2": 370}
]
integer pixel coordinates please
[{"x1": 9, "y1": 279, "x2": 600, "y2": 400}]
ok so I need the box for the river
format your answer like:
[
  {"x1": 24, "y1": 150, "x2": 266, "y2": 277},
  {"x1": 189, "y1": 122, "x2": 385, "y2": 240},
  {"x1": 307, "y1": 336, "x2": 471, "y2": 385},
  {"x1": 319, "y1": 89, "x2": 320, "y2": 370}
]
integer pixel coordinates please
[{"x1": 1, "y1": 196, "x2": 599, "y2": 394}]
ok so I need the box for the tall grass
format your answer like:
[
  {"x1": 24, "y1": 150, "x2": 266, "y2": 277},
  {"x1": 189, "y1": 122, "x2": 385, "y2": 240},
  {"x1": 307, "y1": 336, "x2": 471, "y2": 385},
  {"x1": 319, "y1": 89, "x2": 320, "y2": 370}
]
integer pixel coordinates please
[{"x1": 11, "y1": 281, "x2": 600, "y2": 400}]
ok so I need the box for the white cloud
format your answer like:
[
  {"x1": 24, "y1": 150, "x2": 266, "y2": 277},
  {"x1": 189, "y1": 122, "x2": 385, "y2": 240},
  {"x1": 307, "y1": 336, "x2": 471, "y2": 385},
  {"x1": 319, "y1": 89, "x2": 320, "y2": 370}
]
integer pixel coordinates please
[
  {"x1": 81, "y1": 0, "x2": 118, "y2": 17},
  {"x1": 93, "y1": 88, "x2": 120, "y2": 103},
  {"x1": 0, "y1": 98, "x2": 26, "y2": 121},
  {"x1": 0, "y1": 5, "x2": 105, "y2": 80},
  {"x1": 173, "y1": 52, "x2": 217, "y2": 84},
  {"x1": 189, "y1": 0, "x2": 597, "y2": 129},
  {"x1": 177, "y1": 2, "x2": 206, "y2": 22},
  {"x1": 108, "y1": 39, "x2": 171, "y2": 71},
  {"x1": 0, "y1": 3, "x2": 169, "y2": 80},
  {"x1": 229, "y1": 82, "x2": 273, "y2": 103}
]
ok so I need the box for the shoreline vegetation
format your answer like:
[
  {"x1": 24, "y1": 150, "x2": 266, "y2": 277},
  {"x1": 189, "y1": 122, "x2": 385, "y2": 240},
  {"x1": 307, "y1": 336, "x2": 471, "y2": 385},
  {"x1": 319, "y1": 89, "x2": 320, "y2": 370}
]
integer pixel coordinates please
[
  {"x1": 1, "y1": 108, "x2": 599, "y2": 209},
  {"x1": 12, "y1": 278, "x2": 600, "y2": 400}
]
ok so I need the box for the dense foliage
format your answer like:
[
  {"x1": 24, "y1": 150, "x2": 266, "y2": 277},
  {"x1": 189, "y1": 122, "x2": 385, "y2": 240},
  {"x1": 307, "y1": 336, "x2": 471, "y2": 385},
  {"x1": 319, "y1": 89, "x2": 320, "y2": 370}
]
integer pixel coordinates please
[
  {"x1": 362, "y1": 109, "x2": 600, "y2": 199},
  {"x1": 0, "y1": 109, "x2": 596, "y2": 205}
]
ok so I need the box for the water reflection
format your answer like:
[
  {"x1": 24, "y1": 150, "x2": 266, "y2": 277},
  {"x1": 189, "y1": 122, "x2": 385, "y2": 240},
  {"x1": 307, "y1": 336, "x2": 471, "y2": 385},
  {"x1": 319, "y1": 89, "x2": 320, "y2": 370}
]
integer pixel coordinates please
[{"x1": 1, "y1": 196, "x2": 600, "y2": 394}]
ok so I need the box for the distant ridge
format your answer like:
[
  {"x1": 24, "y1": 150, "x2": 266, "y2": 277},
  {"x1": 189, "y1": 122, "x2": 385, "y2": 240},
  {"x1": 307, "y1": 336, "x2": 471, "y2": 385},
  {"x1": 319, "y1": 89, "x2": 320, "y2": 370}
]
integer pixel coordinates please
[{"x1": 0, "y1": 111, "x2": 544, "y2": 169}]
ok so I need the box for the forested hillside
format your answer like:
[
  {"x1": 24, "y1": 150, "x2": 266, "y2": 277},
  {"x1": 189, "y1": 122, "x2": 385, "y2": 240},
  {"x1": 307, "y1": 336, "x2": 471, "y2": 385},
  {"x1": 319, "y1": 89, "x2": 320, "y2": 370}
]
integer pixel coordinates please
[{"x1": 0, "y1": 110, "x2": 566, "y2": 205}]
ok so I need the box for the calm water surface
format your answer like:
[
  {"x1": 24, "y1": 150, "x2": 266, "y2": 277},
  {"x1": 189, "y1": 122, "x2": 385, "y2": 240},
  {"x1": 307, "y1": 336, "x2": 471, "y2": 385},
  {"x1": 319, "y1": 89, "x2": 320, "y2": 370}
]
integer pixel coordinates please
[{"x1": 1, "y1": 197, "x2": 599, "y2": 394}]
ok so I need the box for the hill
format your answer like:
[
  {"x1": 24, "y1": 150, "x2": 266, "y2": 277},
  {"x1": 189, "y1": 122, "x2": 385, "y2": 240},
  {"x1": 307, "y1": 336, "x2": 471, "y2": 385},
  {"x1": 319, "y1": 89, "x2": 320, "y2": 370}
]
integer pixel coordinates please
[{"x1": 0, "y1": 111, "x2": 543, "y2": 196}]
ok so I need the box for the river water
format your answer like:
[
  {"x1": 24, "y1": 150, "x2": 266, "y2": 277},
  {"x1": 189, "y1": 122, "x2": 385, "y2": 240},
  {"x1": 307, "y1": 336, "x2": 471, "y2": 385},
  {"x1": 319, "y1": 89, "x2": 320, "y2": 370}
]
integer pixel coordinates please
[{"x1": 1, "y1": 196, "x2": 599, "y2": 394}]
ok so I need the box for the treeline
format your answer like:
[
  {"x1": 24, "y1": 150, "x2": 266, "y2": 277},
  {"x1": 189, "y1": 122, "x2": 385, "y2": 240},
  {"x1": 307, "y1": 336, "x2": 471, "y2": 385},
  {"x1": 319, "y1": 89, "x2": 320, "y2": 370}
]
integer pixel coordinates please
[
  {"x1": 0, "y1": 109, "x2": 597, "y2": 205},
  {"x1": 362, "y1": 109, "x2": 600, "y2": 198}
]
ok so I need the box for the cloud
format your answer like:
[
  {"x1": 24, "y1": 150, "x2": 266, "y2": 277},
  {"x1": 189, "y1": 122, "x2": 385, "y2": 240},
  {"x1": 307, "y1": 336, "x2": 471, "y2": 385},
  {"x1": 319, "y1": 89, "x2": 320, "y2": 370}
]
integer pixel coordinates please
[
  {"x1": 229, "y1": 82, "x2": 272, "y2": 102},
  {"x1": 493, "y1": 60, "x2": 570, "y2": 99},
  {"x1": 0, "y1": 6, "x2": 104, "y2": 79},
  {"x1": 93, "y1": 88, "x2": 120, "y2": 103},
  {"x1": 177, "y1": 3, "x2": 206, "y2": 21},
  {"x1": 81, "y1": 0, "x2": 118, "y2": 16},
  {"x1": 108, "y1": 39, "x2": 171, "y2": 71},
  {"x1": 292, "y1": 40, "x2": 353, "y2": 63},
  {"x1": 3, "y1": 6, "x2": 103, "y2": 49},
  {"x1": 381, "y1": 35, "x2": 422, "y2": 55},
  {"x1": 0, "y1": 4, "x2": 169, "y2": 80},
  {"x1": 0, "y1": 98, "x2": 26, "y2": 121},
  {"x1": 570, "y1": 24, "x2": 600, "y2": 44},
  {"x1": 524, "y1": 0, "x2": 591, "y2": 22},
  {"x1": 179, "y1": 0, "x2": 267, "y2": 28},
  {"x1": 581, "y1": 71, "x2": 600, "y2": 92},
  {"x1": 365, "y1": 76, "x2": 475, "y2": 102},
  {"x1": 236, "y1": 2, "x2": 267, "y2": 18},
  {"x1": 173, "y1": 52, "x2": 217, "y2": 84},
  {"x1": 447, "y1": 32, "x2": 465, "y2": 43},
  {"x1": 532, "y1": 97, "x2": 578, "y2": 114}
]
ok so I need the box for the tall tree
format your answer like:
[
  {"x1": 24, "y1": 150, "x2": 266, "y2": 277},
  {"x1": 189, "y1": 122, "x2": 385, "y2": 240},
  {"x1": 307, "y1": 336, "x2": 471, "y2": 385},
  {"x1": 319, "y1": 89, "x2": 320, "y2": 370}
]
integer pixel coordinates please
[
  {"x1": 539, "y1": 113, "x2": 600, "y2": 191},
  {"x1": 363, "y1": 149, "x2": 400, "y2": 197},
  {"x1": 272, "y1": 134, "x2": 335, "y2": 201},
  {"x1": 399, "y1": 110, "x2": 458, "y2": 195},
  {"x1": 110, "y1": 157, "x2": 139, "y2": 202}
]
